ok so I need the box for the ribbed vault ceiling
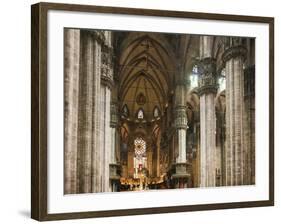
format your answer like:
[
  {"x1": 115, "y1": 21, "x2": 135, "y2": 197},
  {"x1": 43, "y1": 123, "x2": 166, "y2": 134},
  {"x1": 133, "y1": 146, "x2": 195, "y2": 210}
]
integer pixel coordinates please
[{"x1": 117, "y1": 33, "x2": 176, "y2": 121}]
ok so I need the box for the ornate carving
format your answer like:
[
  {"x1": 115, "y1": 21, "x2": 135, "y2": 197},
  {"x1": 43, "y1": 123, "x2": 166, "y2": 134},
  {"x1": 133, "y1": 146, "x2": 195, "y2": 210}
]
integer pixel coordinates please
[
  {"x1": 223, "y1": 36, "x2": 243, "y2": 49},
  {"x1": 174, "y1": 105, "x2": 188, "y2": 129},
  {"x1": 197, "y1": 57, "x2": 218, "y2": 95},
  {"x1": 101, "y1": 45, "x2": 114, "y2": 88},
  {"x1": 90, "y1": 30, "x2": 106, "y2": 44},
  {"x1": 222, "y1": 45, "x2": 247, "y2": 63}
]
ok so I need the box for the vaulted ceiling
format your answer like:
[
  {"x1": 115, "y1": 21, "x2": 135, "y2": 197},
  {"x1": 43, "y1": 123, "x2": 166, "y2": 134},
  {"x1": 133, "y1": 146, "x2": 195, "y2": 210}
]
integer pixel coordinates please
[{"x1": 115, "y1": 32, "x2": 177, "y2": 121}]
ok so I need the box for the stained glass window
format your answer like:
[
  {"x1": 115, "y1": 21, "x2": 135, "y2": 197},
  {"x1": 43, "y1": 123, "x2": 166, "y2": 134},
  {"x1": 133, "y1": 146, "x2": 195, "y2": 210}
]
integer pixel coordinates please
[
  {"x1": 153, "y1": 106, "x2": 160, "y2": 118},
  {"x1": 122, "y1": 104, "x2": 129, "y2": 117},
  {"x1": 218, "y1": 68, "x2": 226, "y2": 92},
  {"x1": 137, "y1": 109, "x2": 144, "y2": 119},
  {"x1": 190, "y1": 64, "x2": 199, "y2": 88},
  {"x1": 134, "y1": 137, "x2": 146, "y2": 157}
]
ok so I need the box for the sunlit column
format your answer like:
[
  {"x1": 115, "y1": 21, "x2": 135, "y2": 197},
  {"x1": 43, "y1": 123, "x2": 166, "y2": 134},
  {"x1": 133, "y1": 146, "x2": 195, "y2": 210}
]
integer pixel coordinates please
[
  {"x1": 198, "y1": 36, "x2": 218, "y2": 187},
  {"x1": 222, "y1": 37, "x2": 247, "y2": 186}
]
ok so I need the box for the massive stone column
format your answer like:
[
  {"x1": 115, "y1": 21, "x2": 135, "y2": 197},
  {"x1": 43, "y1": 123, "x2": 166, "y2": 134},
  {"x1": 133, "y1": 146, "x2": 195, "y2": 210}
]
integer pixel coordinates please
[
  {"x1": 174, "y1": 105, "x2": 188, "y2": 164},
  {"x1": 222, "y1": 37, "x2": 247, "y2": 186},
  {"x1": 64, "y1": 29, "x2": 80, "y2": 194},
  {"x1": 198, "y1": 36, "x2": 218, "y2": 187},
  {"x1": 172, "y1": 83, "x2": 189, "y2": 188},
  {"x1": 99, "y1": 38, "x2": 114, "y2": 192},
  {"x1": 243, "y1": 38, "x2": 255, "y2": 185},
  {"x1": 77, "y1": 30, "x2": 96, "y2": 193},
  {"x1": 72, "y1": 30, "x2": 105, "y2": 194}
]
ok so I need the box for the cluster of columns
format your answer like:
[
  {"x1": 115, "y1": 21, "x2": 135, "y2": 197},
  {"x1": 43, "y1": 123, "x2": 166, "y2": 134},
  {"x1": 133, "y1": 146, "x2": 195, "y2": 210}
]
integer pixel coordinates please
[
  {"x1": 222, "y1": 37, "x2": 248, "y2": 186},
  {"x1": 64, "y1": 29, "x2": 116, "y2": 194},
  {"x1": 197, "y1": 36, "x2": 253, "y2": 187},
  {"x1": 64, "y1": 30, "x2": 255, "y2": 193}
]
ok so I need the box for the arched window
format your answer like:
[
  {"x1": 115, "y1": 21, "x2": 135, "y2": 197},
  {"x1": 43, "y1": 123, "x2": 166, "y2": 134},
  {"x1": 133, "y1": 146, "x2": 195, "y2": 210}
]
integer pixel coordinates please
[
  {"x1": 153, "y1": 106, "x2": 160, "y2": 118},
  {"x1": 122, "y1": 104, "x2": 129, "y2": 117},
  {"x1": 137, "y1": 108, "x2": 144, "y2": 119},
  {"x1": 190, "y1": 64, "x2": 199, "y2": 88},
  {"x1": 134, "y1": 137, "x2": 147, "y2": 179},
  {"x1": 218, "y1": 68, "x2": 226, "y2": 92}
]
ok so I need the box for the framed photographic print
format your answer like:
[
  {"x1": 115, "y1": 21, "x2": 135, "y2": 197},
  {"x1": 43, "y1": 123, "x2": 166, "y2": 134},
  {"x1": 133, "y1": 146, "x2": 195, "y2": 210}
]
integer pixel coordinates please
[{"x1": 31, "y1": 2, "x2": 274, "y2": 221}]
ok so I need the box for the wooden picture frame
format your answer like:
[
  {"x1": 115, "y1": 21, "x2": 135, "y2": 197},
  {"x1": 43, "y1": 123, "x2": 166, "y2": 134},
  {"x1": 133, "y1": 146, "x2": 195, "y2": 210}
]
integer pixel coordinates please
[{"x1": 31, "y1": 2, "x2": 274, "y2": 221}]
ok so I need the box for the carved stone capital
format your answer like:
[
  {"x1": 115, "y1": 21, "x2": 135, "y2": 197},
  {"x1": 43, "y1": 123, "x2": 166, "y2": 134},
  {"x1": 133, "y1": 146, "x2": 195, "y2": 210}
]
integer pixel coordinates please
[
  {"x1": 222, "y1": 45, "x2": 247, "y2": 63},
  {"x1": 174, "y1": 105, "x2": 188, "y2": 129},
  {"x1": 81, "y1": 30, "x2": 105, "y2": 44},
  {"x1": 101, "y1": 45, "x2": 114, "y2": 89},
  {"x1": 101, "y1": 75, "x2": 114, "y2": 89},
  {"x1": 197, "y1": 57, "x2": 218, "y2": 96}
]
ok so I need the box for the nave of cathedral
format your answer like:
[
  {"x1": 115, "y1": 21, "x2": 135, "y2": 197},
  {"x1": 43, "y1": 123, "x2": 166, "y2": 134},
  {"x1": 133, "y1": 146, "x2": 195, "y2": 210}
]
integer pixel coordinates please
[{"x1": 64, "y1": 29, "x2": 255, "y2": 194}]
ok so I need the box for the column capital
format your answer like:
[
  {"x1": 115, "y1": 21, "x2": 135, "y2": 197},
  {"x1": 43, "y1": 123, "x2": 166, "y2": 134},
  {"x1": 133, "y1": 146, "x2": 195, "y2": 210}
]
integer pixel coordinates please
[
  {"x1": 174, "y1": 105, "x2": 188, "y2": 129},
  {"x1": 222, "y1": 45, "x2": 247, "y2": 63},
  {"x1": 197, "y1": 57, "x2": 218, "y2": 96},
  {"x1": 101, "y1": 45, "x2": 114, "y2": 89},
  {"x1": 83, "y1": 30, "x2": 105, "y2": 44}
]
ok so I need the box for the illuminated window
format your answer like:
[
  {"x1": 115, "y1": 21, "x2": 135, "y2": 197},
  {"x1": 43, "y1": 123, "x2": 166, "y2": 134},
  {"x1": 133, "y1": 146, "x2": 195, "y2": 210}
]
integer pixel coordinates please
[
  {"x1": 122, "y1": 104, "x2": 129, "y2": 117},
  {"x1": 218, "y1": 69, "x2": 226, "y2": 92},
  {"x1": 137, "y1": 108, "x2": 144, "y2": 119},
  {"x1": 190, "y1": 64, "x2": 199, "y2": 89},
  {"x1": 134, "y1": 137, "x2": 147, "y2": 179},
  {"x1": 153, "y1": 106, "x2": 160, "y2": 118},
  {"x1": 134, "y1": 137, "x2": 146, "y2": 157}
]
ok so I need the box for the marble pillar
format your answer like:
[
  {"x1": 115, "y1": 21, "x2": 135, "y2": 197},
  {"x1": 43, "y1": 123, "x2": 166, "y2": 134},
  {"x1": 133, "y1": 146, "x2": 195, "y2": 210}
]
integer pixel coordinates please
[
  {"x1": 171, "y1": 83, "x2": 189, "y2": 187},
  {"x1": 89, "y1": 31, "x2": 104, "y2": 193},
  {"x1": 100, "y1": 39, "x2": 114, "y2": 192},
  {"x1": 222, "y1": 37, "x2": 247, "y2": 186},
  {"x1": 174, "y1": 105, "x2": 188, "y2": 164},
  {"x1": 174, "y1": 83, "x2": 188, "y2": 164},
  {"x1": 64, "y1": 29, "x2": 80, "y2": 194},
  {"x1": 77, "y1": 31, "x2": 95, "y2": 193},
  {"x1": 198, "y1": 36, "x2": 218, "y2": 187}
]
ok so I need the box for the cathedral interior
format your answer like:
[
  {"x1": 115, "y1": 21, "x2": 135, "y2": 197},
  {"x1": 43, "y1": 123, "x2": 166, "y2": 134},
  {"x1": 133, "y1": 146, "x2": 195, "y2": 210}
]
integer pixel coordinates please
[{"x1": 64, "y1": 28, "x2": 255, "y2": 194}]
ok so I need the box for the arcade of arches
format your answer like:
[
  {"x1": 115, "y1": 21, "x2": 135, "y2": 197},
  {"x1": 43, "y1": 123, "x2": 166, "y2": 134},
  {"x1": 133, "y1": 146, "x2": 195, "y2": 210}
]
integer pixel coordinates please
[{"x1": 64, "y1": 29, "x2": 255, "y2": 194}]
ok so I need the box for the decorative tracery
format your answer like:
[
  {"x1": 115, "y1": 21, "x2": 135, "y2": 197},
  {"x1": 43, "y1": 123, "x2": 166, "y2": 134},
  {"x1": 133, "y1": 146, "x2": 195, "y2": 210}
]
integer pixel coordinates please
[{"x1": 134, "y1": 137, "x2": 146, "y2": 157}]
